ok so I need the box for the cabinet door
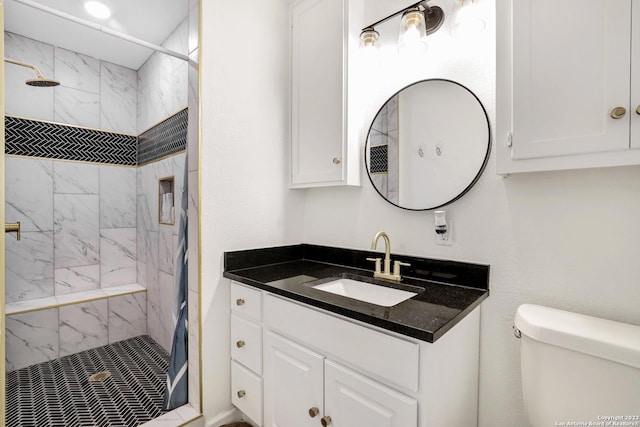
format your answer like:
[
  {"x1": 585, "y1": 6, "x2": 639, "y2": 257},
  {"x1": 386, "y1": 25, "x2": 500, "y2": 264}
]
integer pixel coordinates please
[
  {"x1": 511, "y1": 0, "x2": 631, "y2": 160},
  {"x1": 264, "y1": 331, "x2": 324, "y2": 427},
  {"x1": 324, "y1": 360, "x2": 417, "y2": 427},
  {"x1": 291, "y1": 0, "x2": 346, "y2": 187}
]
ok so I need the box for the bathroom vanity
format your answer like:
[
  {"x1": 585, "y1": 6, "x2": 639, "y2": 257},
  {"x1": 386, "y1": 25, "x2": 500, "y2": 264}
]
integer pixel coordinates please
[{"x1": 224, "y1": 244, "x2": 489, "y2": 427}]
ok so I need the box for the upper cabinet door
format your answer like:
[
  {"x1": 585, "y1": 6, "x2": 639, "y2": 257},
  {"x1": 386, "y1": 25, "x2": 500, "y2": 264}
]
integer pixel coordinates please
[
  {"x1": 291, "y1": 0, "x2": 346, "y2": 187},
  {"x1": 511, "y1": 0, "x2": 630, "y2": 159},
  {"x1": 497, "y1": 0, "x2": 640, "y2": 174}
]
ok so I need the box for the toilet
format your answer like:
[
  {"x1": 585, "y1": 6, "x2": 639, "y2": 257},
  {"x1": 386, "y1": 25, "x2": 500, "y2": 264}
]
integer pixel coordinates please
[{"x1": 514, "y1": 304, "x2": 640, "y2": 427}]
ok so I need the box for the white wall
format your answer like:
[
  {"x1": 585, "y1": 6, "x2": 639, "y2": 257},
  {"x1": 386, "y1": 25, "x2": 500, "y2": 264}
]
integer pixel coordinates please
[
  {"x1": 302, "y1": 2, "x2": 640, "y2": 427},
  {"x1": 199, "y1": 0, "x2": 305, "y2": 421}
]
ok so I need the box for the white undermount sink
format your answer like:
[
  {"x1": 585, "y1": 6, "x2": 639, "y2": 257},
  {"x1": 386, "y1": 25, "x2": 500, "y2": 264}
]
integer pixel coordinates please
[{"x1": 312, "y1": 278, "x2": 418, "y2": 307}]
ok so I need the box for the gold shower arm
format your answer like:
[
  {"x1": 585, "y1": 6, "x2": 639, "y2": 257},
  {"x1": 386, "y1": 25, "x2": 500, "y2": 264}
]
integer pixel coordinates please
[
  {"x1": 4, "y1": 58, "x2": 45, "y2": 79},
  {"x1": 5, "y1": 222, "x2": 21, "y2": 241}
]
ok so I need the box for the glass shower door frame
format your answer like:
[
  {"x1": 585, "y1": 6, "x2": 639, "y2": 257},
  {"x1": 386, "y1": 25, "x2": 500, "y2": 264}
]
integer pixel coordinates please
[{"x1": 1, "y1": 1, "x2": 7, "y2": 424}]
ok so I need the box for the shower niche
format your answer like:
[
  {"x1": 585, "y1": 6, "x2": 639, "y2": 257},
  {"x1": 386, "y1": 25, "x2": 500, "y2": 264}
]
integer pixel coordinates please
[{"x1": 159, "y1": 176, "x2": 175, "y2": 225}]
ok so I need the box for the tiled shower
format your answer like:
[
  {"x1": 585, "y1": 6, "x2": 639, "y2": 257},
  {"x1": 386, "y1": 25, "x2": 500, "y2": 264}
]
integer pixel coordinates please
[{"x1": 4, "y1": 18, "x2": 189, "y2": 373}]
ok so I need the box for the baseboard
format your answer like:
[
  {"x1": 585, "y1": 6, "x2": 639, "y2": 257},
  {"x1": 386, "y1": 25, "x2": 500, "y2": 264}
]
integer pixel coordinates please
[{"x1": 206, "y1": 407, "x2": 242, "y2": 427}]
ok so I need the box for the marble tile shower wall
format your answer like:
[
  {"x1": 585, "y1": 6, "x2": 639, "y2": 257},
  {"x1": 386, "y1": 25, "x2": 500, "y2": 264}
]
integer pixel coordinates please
[
  {"x1": 4, "y1": 157, "x2": 144, "y2": 371},
  {"x1": 4, "y1": 32, "x2": 137, "y2": 135},
  {"x1": 138, "y1": 19, "x2": 189, "y2": 133},
  {"x1": 137, "y1": 153, "x2": 186, "y2": 353},
  {"x1": 4, "y1": 18, "x2": 189, "y2": 370}
]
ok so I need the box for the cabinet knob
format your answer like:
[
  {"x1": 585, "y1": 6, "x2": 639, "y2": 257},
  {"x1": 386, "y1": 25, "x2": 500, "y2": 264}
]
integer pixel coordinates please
[
  {"x1": 636, "y1": 105, "x2": 640, "y2": 115},
  {"x1": 236, "y1": 298, "x2": 245, "y2": 306},
  {"x1": 321, "y1": 416, "x2": 332, "y2": 426},
  {"x1": 237, "y1": 390, "x2": 246, "y2": 398},
  {"x1": 308, "y1": 407, "x2": 320, "y2": 418},
  {"x1": 236, "y1": 340, "x2": 245, "y2": 348},
  {"x1": 610, "y1": 106, "x2": 627, "y2": 119},
  {"x1": 332, "y1": 157, "x2": 341, "y2": 165}
]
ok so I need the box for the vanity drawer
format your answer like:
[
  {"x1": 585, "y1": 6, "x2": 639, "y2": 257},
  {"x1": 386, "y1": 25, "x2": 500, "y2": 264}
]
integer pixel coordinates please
[
  {"x1": 231, "y1": 314, "x2": 262, "y2": 374},
  {"x1": 231, "y1": 281, "x2": 262, "y2": 321},
  {"x1": 263, "y1": 293, "x2": 420, "y2": 392},
  {"x1": 232, "y1": 360, "x2": 263, "y2": 426}
]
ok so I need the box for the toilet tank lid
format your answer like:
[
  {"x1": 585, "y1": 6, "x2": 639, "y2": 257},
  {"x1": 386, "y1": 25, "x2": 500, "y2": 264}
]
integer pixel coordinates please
[{"x1": 515, "y1": 304, "x2": 640, "y2": 369}]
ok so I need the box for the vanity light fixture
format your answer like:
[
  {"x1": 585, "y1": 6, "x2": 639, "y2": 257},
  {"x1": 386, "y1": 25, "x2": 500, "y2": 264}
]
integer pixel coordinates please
[{"x1": 359, "y1": 0, "x2": 445, "y2": 52}]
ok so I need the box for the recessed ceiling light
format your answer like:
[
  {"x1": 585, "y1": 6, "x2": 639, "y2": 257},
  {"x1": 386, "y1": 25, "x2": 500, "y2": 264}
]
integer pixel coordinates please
[{"x1": 85, "y1": 1, "x2": 111, "y2": 19}]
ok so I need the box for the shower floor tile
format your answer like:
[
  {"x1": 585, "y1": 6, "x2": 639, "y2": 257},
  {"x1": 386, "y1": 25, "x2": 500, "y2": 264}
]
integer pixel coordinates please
[{"x1": 6, "y1": 335, "x2": 170, "y2": 427}]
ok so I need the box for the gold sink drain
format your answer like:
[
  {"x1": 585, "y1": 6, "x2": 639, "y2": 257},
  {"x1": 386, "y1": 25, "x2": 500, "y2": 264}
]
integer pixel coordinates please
[{"x1": 88, "y1": 371, "x2": 111, "y2": 382}]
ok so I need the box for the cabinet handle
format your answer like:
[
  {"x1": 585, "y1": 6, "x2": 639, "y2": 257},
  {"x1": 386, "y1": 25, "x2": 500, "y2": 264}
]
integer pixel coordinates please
[
  {"x1": 610, "y1": 107, "x2": 626, "y2": 119},
  {"x1": 237, "y1": 390, "x2": 246, "y2": 398},
  {"x1": 236, "y1": 298, "x2": 245, "y2": 306},
  {"x1": 308, "y1": 407, "x2": 319, "y2": 418},
  {"x1": 321, "y1": 416, "x2": 332, "y2": 426},
  {"x1": 332, "y1": 157, "x2": 341, "y2": 165},
  {"x1": 236, "y1": 340, "x2": 245, "y2": 348}
]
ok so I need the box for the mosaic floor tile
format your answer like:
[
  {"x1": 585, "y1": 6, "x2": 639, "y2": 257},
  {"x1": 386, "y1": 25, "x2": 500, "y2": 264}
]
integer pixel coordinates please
[{"x1": 6, "y1": 335, "x2": 169, "y2": 427}]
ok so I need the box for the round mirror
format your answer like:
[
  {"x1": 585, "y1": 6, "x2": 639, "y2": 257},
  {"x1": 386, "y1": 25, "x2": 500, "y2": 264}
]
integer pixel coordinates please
[{"x1": 365, "y1": 79, "x2": 490, "y2": 211}]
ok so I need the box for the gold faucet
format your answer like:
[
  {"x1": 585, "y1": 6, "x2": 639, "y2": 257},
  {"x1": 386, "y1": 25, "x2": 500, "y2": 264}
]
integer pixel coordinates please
[{"x1": 367, "y1": 231, "x2": 410, "y2": 282}]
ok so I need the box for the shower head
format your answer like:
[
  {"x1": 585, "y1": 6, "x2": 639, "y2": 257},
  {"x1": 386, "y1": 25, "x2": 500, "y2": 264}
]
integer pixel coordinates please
[
  {"x1": 25, "y1": 77, "x2": 60, "y2": 87},
  {"x1": 4, "y1": 58, "x2": 60, "y2": 87}
]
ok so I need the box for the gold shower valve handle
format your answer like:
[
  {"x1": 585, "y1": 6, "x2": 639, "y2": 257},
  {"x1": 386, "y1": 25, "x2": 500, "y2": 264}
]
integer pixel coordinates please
[
  {"x1": 610, "y1": 106, "x2": 626, "y2": 119},
  {"x1": 5, "y1": 222, "x2": 21, "y2": 241},
  {"x1": 321, "y1": 415, "x2": 332, "y2": 426},
  {"x1": 308, "y1": 407, "x2": 319, "y2": 418}
]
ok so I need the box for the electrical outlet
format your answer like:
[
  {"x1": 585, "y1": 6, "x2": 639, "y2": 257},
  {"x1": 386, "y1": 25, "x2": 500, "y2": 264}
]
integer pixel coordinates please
[{"x1": 435, "y1": 220, "x2": 453, "y2": 246}]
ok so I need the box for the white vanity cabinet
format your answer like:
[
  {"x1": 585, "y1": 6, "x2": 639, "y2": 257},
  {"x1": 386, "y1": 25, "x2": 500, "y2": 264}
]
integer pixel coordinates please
[
  {"x1": 229, "y1": 281, "x2": 481, "y2": 427},
  {"x1": 290, "y1": 0, "x2": 361, "y2": 188},
  {"x1": 230, "y1": 283, "x2": 264, "y2": 425},
  {"x1": 497, "y1": 0, "x2": 640, "y2": 174},
  {"x1": 263, "y1": 294, "x2": 419, "y2": 427}
]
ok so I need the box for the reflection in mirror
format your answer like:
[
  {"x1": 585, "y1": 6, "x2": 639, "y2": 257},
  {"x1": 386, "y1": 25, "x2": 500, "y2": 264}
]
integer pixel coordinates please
[{"x1": 365, "y1": 79, "x2": 490, "y2": 210}]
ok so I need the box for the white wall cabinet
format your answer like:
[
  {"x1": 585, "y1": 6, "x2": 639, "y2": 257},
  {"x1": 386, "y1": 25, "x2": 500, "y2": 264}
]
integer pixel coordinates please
[
  {"x1": 229, "y1": 281, "x2": 481, "y2": 427},
  {"x1": 290, "y1": 0, "x2": 361, "y2": 188},
  {"x1": 497, "y1": 0, "x2": 640, "y2": 174}
]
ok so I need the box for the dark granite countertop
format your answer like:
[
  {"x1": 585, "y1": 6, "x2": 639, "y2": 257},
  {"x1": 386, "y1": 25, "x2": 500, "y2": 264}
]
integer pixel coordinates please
[{"x1": 223, "y1": 244, "x2": 489, "y2": 343}]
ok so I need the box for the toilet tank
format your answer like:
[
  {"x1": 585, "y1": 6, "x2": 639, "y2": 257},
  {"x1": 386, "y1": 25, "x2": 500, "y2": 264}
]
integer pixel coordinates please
[{"x1": 514, "y1": 304, "x2": 640, "y2": 427}]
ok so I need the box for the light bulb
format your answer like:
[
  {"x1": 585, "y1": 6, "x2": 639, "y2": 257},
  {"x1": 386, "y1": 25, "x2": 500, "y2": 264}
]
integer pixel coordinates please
[
  {"x1": 451, "y1": 0, "x2": 485, "y2": 39},
  {"x1": 398, "y1": 9, "x2": 428, "y2": 54},
  {"x1": 359, "y1": 28, "x2": 379, "y2": 50}
]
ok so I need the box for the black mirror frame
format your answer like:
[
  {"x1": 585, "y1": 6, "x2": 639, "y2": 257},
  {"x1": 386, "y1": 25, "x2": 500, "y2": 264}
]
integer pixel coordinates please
[{"x1": 364, "y1": 78, "x2": 491, "y2": 211}]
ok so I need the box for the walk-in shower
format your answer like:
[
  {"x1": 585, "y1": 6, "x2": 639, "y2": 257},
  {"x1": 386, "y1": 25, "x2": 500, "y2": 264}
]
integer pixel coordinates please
[{"x1": 3, "y1": 0, "x2": 198, "y2": 425}]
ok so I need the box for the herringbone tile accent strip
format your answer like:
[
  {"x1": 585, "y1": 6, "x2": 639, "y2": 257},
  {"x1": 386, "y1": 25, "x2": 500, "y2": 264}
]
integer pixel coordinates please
[
  {"x1": 6, "y1": 109, "x2": 188, "y2": 166},
  {"x1": 6, "y1": 335, "x2": 169, "y2": 427},
  {"x1": 138, "y1": 108, "x2": 188, "y2": 166},
  {"x1": 5, "y1": 116, "x2": 137, "y2": 166},
  {"x1": 370, "y1": 144, "x2": 388, "y2": 173}
]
